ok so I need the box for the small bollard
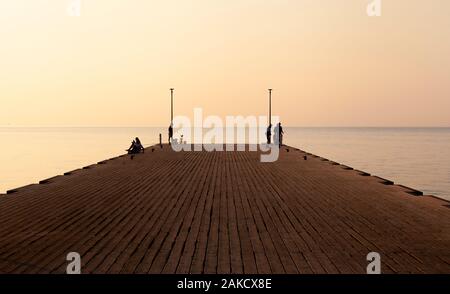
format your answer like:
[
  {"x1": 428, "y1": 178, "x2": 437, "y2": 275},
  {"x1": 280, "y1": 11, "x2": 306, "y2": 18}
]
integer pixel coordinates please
[
  {"x1": 304, "y1": 155, "x2": 307, "y2": 160},
  {"x1": 159, "y1": 134, "x2": 162, "y2": 148}
]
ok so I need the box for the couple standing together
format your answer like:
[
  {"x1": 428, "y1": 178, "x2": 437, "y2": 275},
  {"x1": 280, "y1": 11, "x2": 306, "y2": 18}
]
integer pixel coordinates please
[{"x1": 266, "y1": 123, "x2": 284, "y2": 147}]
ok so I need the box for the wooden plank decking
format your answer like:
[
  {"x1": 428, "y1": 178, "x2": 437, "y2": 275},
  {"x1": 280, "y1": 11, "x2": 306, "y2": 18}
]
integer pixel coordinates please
[{"x1": 0, "y1": 145, "x2": 449, "y2": 274}]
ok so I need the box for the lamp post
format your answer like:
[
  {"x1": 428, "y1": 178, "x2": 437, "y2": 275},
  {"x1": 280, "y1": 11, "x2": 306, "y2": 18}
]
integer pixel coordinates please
[
  {"x1": 268, "y1": 89, "x2": 272, "y2": 126},
  {"x1": 168, "y1": 88, "x2": 174, "y2": 145},
  {"x1": 170, "y1": 88, "x2": 174, "y2": 125}
]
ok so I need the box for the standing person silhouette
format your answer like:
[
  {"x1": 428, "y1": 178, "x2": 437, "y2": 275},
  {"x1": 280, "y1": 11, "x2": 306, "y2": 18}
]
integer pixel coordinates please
[
  {"x1": 273, "y1": 123, "x2": 284, "y2": 147},
  {"x1": 278, "y1": 122, "x2": 284, "y2": 147},
  {"x1": 168, "y1": 124, "x2": 173, "y2": 145},
  {"x1": 266, "y1": 124, "x2": 272, "y2": 144},
  {"x1": 273, "y1": 124, "x2": 279, "y2": 147}
]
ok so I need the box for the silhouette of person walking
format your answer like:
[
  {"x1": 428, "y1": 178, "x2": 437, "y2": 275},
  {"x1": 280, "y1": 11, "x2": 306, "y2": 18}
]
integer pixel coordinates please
[{"x1": 266, "y1": 124, "x2": 272, "y2": 144}]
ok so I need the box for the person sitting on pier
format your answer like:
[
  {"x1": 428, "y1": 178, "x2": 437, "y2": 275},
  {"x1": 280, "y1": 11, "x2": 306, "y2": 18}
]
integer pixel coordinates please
[
  {"x1": 135, "y1": 137, "x2": 144, "y2": 153},
  {"x1": 127, "y1": 137, "x2": 144, "y2": 154},
  {"x1": 127, "y1": 139, "x2": 136, "y2": 154}
]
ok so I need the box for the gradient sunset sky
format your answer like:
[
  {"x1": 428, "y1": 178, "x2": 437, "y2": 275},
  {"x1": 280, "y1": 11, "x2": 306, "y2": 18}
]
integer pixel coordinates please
[{"x1": 1, "y1": 0, "x2": 449, "y2": 127}]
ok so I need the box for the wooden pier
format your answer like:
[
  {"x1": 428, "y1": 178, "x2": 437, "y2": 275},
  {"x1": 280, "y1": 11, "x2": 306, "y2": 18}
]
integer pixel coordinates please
[{"x1": 0, "y1": 145, "x2": 449, "y2": 274}]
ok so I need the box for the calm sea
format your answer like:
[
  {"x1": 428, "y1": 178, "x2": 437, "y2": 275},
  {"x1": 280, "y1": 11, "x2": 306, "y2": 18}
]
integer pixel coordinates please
[{"x1": 0, "y1": 127, "x2": 449, "y2": 200}]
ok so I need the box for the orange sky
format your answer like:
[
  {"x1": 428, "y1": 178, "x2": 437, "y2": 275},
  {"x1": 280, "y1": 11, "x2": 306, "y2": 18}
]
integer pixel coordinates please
[{"x1": 1, "y1": 0, "x2": 449, "y2": 127}]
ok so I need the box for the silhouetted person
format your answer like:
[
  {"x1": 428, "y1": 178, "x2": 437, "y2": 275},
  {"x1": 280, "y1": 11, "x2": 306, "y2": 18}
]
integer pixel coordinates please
[
  {"x1": 127, "y1": 137, "x2": 144, "y2": 155},
  {"x1": 266, "y1": 124, "x2": 272, "y2": 144},
  {"x1": 273, "y1": 124, "x2": 279, "y2": 146},
  {"x1": 168, "y1": 124, "x2": 173, "y2": 144},
  {"x1": 273, "y1": 123, "x2": 284, "y2": 147},
  {"x1": 135, "y1": 137, "x2": 144, "y2": 153},
  {"x1": 278, "y1": 123, "x2": 284, "y2": 147},
  {"x1": 127, "y1": 139, "x2": 136, "y2": 154}
]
